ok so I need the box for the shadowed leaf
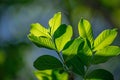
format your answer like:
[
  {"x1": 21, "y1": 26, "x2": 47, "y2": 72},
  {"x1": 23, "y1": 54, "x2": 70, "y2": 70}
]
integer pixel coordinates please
[
  {"x1": 86, "y1": 69, "x2": 114, "y2": 80},
  {"x1": 77, "y1": 38, "x2": 93, "y2": 66},
  {"x1": 66, "y1": 56, "x2": 85, "y2": 76},
  {"x1": 34, "y1": 55, "x2": 63, "y2": 70}
]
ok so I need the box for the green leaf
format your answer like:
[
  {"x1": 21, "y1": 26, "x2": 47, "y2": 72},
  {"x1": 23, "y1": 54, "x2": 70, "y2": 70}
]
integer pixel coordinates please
[
  {"x1": 29, "y1": 23, "x2": 50, "y2": 37},
  {"x1": 49, "y1": 12, "x2": 61, "y2": 35},
  {"x1": 66, "y1": 56, "x2": 85, "y2": 76},
  {"x1": 28, "y1": 23, "x2": 56, "y2": 50},
  {"x1": 52, "y1": 69, "x2": 69, "y2": 80},
  {"x1": 86, "y1": 69, "x2": 114, "y2": 80},
  {"x1": 34, "y1": 69, "x2": 69, "y2": 80},
  {"x1": 62, "y1": 37, "x2": 84, "y2": 61},
  {"x1": 54, "y1": 24, "x2": 73, "y2": 52},
  {"x1": 28, "y1": 34, "x2": 56, "y2": 50},
  {"x1": 92, "y1": 46, "x2": 120, "y2": 64},
  {"x1": 34, "y1": 70, "x2": 52, "y2": 80},
  {"x1": 77, "y1": 38, "x2": 93, "y2": 66},
  {"x1": 34, "y1": 55, "x2": 63, "y2": 70},
  {"x1": 94, "y1": 29, "x2": 117, "y2": 51},
  {"x1": 78, "y1": 19, "x2": 94, "y2": 47}
]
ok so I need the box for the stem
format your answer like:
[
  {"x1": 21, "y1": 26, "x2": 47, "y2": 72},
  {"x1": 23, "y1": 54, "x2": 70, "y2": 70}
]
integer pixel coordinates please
[
  {"x1": 84, "y1": 66, "x2": 89, "y2": 80},
  {"x1": 57, "y1": 51, "x2": 69, "y2": 71}
]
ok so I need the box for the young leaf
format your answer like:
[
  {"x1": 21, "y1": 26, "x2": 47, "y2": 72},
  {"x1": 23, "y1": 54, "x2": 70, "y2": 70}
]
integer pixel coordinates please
[
  {"x1": 77, "y1": 38, "x2": 93, "y2": 66},
  {"x1": 49, "y1": 12, "x2": 61, "y2": 35},
  {"x1": 28, "y1": 34, "x2": 56, "y2": 50},
  {"x1": 62, "y1": 37, "x2": 84, "y2": 61},
  {"x1": 78, "y1": 19, "x2": 94, "y2": 47},
  {"x1": 86, "y1": 69, "x2": 114, "y2": 80},
  {"x1": 94, "y1": 29, "x2": 117, "y2": 51},
  {"x1": 29, "y1": 23, "x2": 50, "y2": 37},
  {"x1": 66, "y1": 56, "x2": 85, "y2": 76},
  {"x1": 54, "y1": 24, "x2": 73, "y2": 52},
  {"x1": 92, "y1": 46, "x2": 120, "y2": 64},
  {"x1": 34, "y1": 55, "x2": 63, "y2": 70},
  {"x1": 28, "y1": 23, "x2": 56, "y2": 50}
]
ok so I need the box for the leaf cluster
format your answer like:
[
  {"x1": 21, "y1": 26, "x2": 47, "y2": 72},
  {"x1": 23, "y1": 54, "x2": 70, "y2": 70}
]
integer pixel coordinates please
[{"x1": 28, "y1": 12, "x2": 120, "y2": 80}]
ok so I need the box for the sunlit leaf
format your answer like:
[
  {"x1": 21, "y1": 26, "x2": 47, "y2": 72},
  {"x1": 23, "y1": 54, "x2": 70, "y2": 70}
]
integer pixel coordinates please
[
  {"x1": 30, "y1": 23, "x2": 50, "y2": 37},
  {"x1": 62, "y1": 37, "x2": 84, "y2": 61},
  {"x1": 34, "y1": 69, "x2": 69, "y2": 80},
  {"x1": 77, "y1": 38, "x2": 93, "y2": 66},
  {"x1": 52, "y1": 69, "x2": 69, "y2": 80},
  {"x1": 94, "y1": 29, "x2": 117, "y2": 51},
  {"x1": 34, "y1": 70, "x2": 52, "y2": 80},
  {"x1": 28, "y1": 34, "x2": 56, "y2": 50},
  {"x1": 54, "y1": 24, "x2": 73, "y2": 52},
  {"x1": 34, "y1": 55, "x2": 63, "y2": 70},
  {"x1": 86, "y1": 69, "x2": 114, "y2": 80},
  {"x1": 92, "y1": 46, "x2": 120, "y2": 64},
  {"x1": 49, "y1": 12, "x2": 61, "y2": 35},
  {"x1": 66, "y1": 56, "x2": 85, "y2": 76},
  {"x1": 78, "y1": 19, "x2": 94, "y2": 47}
]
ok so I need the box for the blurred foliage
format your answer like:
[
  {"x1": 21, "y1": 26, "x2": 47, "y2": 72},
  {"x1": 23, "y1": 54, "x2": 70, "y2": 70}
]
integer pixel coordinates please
[
  {"x1": 0, "y1": 42, "x2": 29, "y2": 80},
  {"x1": 0, "y1": 0, "x2": 33, "y2": 5},
  {"x1": 60, "y1": 0, "x2": 120, "y2": 29}
]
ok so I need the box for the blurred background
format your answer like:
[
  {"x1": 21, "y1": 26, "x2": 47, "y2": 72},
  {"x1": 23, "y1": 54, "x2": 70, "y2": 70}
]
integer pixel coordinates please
[{"x1": 0, "y1": 0, "x2": 120, "y2": 80}]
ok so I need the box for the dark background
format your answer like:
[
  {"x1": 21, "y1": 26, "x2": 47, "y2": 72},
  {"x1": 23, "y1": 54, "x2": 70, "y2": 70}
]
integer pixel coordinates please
[{"x1": 0, "y1": 0, "x2": 120, "y2": 80}]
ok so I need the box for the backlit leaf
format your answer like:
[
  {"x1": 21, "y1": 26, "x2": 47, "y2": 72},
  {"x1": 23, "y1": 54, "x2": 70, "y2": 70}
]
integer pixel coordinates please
[
  {"x1": 62, "y1": 37, "x2": 84, "y2": 61},
  {"x1": 92, "y1": 46, "x2": 120, "y2": 64},
  {"x1": 34, "y1": 69, "x2": 69, "y2": 80},
  {"x1": 94, "y1": 29, "x2": 117, "y2": 51},
  {"x1": 34, "y1": 55, "x2": 63, "y2": 70},
  {"x1": 78, "y1": 19, "x2": 94, "y2": 47},
  {"x1": 28, "y1": 34, "x2": 56, "y2": 50},
  {"x1": 49, "y1": 12, "x2": 61, "y2": 35},
  {"x1": 54, "y1": 24, "x2": 73, "y2": 52},
  {"x1": 30, "y1": 23, "x2": 50, "y2": 37},
  {"x1": 52, "y1": 69, "x2": 69, "y2": 80},
  {"x1": 34, "y1": 70, "x2": 52, "y2": 80}
]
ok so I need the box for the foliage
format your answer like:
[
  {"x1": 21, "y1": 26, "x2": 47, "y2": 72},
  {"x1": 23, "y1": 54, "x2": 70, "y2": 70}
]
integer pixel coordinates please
[{"x1": 28, "y1": 12, "x2": 120, "y2": 80}]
